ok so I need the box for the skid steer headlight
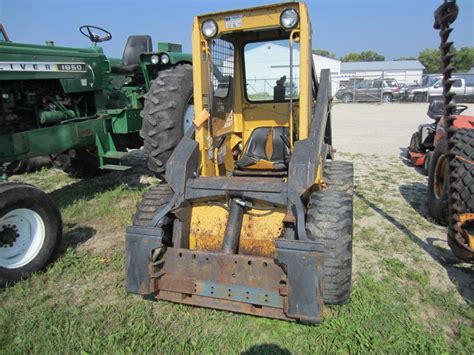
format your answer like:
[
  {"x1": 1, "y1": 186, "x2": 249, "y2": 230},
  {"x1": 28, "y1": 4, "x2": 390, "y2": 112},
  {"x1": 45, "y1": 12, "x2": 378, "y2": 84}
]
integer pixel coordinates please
[
  {"x1": 202, "y1": 19, "x2": 218, "y2": 38},
  {"x1": 280, "y1": 8, "x2": 299, "y2": 29},
  {"x1": 150, "y1": 55, "x2": 159, "y2": 65},
  {"x1": 160, "y1": 53, "x2": 170, "y2": 65}
]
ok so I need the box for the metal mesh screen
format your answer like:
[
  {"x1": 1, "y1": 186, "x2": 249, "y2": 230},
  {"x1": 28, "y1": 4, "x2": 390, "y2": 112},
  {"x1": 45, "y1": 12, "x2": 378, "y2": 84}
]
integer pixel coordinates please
[{"x1": 211, "y1": 38, "x2": 234, "y2": 99}]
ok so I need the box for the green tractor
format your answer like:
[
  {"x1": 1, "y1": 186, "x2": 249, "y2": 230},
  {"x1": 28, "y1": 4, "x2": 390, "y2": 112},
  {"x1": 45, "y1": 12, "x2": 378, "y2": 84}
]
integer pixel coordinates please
[{"x1": 0, "y1": 24, "x2": 193, "y2": 284}]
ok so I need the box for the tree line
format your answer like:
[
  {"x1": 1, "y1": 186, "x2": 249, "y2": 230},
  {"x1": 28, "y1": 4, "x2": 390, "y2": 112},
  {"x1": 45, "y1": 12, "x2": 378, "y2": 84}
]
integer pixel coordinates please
[{"x1": 313, "y1": 47, "x2": 474, "y2": 73}]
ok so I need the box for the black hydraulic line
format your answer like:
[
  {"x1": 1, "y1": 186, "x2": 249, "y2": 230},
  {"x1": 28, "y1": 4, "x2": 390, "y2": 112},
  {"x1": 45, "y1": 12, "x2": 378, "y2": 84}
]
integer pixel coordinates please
[{"x1": 221, "y1": 198, "x2": 245, "y2": 254}]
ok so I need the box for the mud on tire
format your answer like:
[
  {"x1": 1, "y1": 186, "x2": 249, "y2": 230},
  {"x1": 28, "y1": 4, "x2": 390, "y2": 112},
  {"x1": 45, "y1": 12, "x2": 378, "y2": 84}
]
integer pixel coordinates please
[
  {"x1": 140, "y1": 64, "x2": 193, "y2": 174},
  {"x1": 306, "y1": 190, "x2": 353, "y2": 304}
]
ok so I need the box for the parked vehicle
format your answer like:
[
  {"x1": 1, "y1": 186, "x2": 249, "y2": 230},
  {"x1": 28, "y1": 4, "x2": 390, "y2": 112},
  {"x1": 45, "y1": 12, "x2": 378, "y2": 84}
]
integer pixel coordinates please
[
  {"x1": 403, "y1": 74, "x2": 442, "y2": 102},
  {"x1": 335, "y1": 78, "x2": 400, "y2": 103},
  {"x1": 427, "y1": 76, "x2": 474, "y2": 103},
  {"x1": 126, "y1": 2, "x2": 353, "y2": 323},
  {"x1": 0, "y1": 24, "x2": 192, "y2": 284},
  {"x1": 407, "y1": 0, "x2": 473, "y2": 263},
  {"x1": 406, "y1": 74, "x2": 474, "y2": 103}
]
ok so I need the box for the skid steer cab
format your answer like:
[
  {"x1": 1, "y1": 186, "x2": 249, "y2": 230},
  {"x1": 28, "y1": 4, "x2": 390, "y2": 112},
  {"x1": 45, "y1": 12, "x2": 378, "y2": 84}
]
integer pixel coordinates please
[{"x1": 126, "y1": 2, "x2": 354, "y2": 323}]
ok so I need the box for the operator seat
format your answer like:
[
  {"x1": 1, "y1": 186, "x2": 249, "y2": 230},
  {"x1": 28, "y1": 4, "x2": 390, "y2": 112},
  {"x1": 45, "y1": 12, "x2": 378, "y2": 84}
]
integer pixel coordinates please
[
  {"x1": 111, "y1": 35, "x2": 152, "y2": 75},
  {"x1": 234, "y1": 127, "x2": 291, "y2": 175}
]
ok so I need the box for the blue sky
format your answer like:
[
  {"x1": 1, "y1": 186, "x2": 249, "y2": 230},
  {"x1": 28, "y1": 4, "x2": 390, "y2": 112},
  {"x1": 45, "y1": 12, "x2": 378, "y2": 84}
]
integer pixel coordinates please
[{"x1": 0, "y1": 0, "x2": 472, "y2": 60}]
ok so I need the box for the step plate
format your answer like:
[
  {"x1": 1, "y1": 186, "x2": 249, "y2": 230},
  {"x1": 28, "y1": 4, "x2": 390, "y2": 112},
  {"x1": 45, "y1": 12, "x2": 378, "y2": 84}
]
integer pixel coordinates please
[{"x1": 100, "y1": 164, "x2": 131, "y2": 171}]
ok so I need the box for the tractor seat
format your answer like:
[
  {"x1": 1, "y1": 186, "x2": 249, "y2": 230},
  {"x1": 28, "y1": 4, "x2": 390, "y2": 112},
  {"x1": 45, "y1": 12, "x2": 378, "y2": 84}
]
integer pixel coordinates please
[
  {"x1": 111, "y1": 35, "x2": 152, "y2": 75},
  {"x1": 235, "y1": 127, "x2": 291, "y2": 172}
]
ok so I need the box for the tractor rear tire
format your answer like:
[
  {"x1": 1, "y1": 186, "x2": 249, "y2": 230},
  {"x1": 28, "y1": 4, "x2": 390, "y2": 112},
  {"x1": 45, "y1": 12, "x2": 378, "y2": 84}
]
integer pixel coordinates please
[
  {"x1": 133, "y1": 184, "x2": 174, "y2": 229},
  {"x1": 306, "y1": 190, "x2": 353, "y2": 304},
  {"x1": 448, "y1": 129, "x2": 474, "y2": 262},
  {"x1": 0, "y1": 183, "x2": 62, "y2": 286},
  {"x1": 140, "y1": 64, "x2": 193, "y2": 175},
  {"x1": 323, "y1": 160, "x2": 354, "y2": 194},
  {"x1": 428, "y1": 139, "x2": 449, "y2": 225}
]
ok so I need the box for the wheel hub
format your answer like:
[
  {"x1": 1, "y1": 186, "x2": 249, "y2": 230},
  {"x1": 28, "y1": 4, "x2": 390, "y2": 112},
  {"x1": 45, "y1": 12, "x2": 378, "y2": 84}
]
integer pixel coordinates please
[{"x1": 0, "y1": 224, "x2": 19, "y2": 248}]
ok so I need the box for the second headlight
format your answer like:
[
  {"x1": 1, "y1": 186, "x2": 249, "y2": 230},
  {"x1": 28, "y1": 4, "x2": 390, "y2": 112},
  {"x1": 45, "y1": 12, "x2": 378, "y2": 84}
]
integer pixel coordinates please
[{"x1": 160, "y1": 54, "x2": 170, "y2": 65}]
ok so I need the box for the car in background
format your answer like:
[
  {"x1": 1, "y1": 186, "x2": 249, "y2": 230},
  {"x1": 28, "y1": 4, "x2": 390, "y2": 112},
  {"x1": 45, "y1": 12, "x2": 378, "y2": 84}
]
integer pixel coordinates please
[
  {"x1": 404, "y1": 74, "x2": 443, "y2": 102},
  {"x1": 427, "y1": 76, "x2": 474, "y2": 103},
  {"x1": 335, "y1": 78, "x2": 401, "y2": 103}
]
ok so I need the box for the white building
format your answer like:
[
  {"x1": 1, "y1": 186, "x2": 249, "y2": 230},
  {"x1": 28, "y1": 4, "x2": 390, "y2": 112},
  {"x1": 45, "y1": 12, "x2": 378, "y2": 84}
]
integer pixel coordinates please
[
  {"x1": 313, "y1": 54, "x2": 341, "y2": 93},
  {"x1": 339, "y1": 60, "x2": 425, "y2": 85},
  {"x1": 243, "y1": 43, "x2": 342, "y2": 96}
]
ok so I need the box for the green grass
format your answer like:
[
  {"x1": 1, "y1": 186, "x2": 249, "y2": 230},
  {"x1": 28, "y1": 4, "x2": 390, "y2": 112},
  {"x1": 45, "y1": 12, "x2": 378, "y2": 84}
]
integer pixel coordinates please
[
  {"x1": 0, "y1": 250, "x2": 456, "y2": 353},
  {"x1": 1, "y1": 155, "x2": 473, "y2": 353}
]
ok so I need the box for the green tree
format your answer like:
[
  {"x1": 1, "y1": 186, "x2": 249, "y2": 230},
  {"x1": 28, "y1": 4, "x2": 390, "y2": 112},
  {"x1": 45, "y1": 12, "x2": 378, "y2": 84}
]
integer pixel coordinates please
[
  {"x1": 418, "y1": 48, "x2": 442, "y2": 73},
  {"x1": 359, "y1": 50, "x2": 385, "y2": 62},
  {"x1": 340, "y1": 50, "x2": 385, "y2": 62},
  {"x1": 452, "y1": 47, "x2": 474, "y2": 72},
  {"x1": 340, "y1": 52, "x2": 362, "y2": 62},
  {"x1": 394, "y1": 56, "x2": 417, "y2": 61},
  {"x1": 313, "y1": 49, "x2": 337, "y2": 59}
]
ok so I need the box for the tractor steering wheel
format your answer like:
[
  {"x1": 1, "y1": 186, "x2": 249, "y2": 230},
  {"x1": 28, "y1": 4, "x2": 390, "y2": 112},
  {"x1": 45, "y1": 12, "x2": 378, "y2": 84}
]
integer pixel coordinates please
[
  {"x1": 454, "y1": 104, "x2": 468, "y2": 115},
  {"x1": 79, "y1": 25, "x2": 112, "y2": 43}
]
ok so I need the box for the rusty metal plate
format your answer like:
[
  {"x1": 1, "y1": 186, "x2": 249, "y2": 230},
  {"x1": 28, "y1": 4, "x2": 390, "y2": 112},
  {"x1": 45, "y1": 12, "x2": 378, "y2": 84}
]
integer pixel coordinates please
[{"x1": 153, "y1": 248, "x2": 286, "y2": 310}]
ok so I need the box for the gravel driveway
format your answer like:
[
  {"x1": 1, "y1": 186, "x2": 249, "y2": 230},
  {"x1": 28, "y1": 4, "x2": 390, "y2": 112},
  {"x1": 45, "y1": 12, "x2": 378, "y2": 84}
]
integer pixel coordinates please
[{"x1": 332, "y1": 103, "x2": 474, "y2": 156}]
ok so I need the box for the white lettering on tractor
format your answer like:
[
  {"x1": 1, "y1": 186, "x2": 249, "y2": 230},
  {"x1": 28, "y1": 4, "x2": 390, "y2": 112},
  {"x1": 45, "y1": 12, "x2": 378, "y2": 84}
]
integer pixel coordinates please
[{"x1": 0, "y1": 62, "x2": 87, "y2": 72}]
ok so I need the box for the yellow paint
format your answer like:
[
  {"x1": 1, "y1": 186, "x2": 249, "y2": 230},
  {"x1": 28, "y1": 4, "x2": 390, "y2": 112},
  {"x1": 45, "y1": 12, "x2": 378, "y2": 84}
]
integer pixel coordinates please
[
  {"x1": 189, "y1": 202, "x2": 286, "y2": 257},
  {"x1": 458, "y1": 213, "x2": 474, "y2": 249},
  {"x1": 192, "y1": 2, "x2": 314, "y2": 177}
]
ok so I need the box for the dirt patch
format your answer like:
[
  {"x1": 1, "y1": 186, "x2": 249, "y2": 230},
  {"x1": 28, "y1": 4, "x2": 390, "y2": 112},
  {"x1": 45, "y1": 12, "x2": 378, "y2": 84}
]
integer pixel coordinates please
[{"x1": 342, "y1": 152, "x2": 474, "y2": 305}]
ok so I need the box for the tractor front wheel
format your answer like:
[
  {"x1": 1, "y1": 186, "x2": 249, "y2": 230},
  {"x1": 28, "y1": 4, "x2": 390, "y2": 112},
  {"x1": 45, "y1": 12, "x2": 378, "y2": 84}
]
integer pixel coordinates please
[
  {"x1": 427, "y1": 139, "x2": 449, "y2": 225},
  {"x1": 0, "y1": 183, "x2": 62, "y2": 285},
  {"x1": 306, "y1": 190, "x2": 353, "y2": 304},
  {"x1": 141, "y1": 64, "x2": 194, "y2": 175}
]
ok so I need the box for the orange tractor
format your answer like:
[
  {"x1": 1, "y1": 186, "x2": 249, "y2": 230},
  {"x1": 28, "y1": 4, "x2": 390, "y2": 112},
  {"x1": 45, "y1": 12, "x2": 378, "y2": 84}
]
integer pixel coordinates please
[{"x1": 408, "y1": 0, "x2": 473, "y2": 262}]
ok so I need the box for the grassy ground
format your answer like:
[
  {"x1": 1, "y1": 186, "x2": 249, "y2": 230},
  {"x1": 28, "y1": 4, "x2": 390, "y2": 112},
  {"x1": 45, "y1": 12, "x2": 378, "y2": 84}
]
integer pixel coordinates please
[{"x1": 1, "y1": 153, "x2": 473, "y2": 354}]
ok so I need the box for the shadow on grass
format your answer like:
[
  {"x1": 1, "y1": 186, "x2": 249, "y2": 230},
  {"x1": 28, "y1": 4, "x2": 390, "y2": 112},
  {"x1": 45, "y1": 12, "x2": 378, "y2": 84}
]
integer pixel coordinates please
[
  {"x1": 355, "y1": 191, "x2": 473, "y2": 304},
  {"x1": 49, "y1": 169, "x2": 149, "y2": 210},
  {"x1": 60, "y1": 224, "x2": 97, "y2": 251},
  {"x1": 399, "y1": 182, "x2": 432, "y2": 221},
  {"x1": 242, "y1": 344, "x2": 291, "y2": 355}
]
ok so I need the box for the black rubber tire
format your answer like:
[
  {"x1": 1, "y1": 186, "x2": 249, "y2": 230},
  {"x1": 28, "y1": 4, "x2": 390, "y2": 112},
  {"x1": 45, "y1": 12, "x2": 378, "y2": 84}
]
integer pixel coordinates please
[
  {"x1": 428, "y1": 139, "x2": 449, "y2": 225},
  {"x1": 323, "y1": 160, "x2": 354, "y2": 194},
  {"x1": 422, "y1": 151, "x2": 433, "y2": 176},
  {"x1": 0, "y1": 183, "x2": 62, "y2": 285},
  {"x1": 133, "y1": 184, "x2": 174, "y2": 229},
  {"x1": 414, "y1": 93, "x2": 426, "y2": 103},
  {"x1": 140, "y1": 64, "x2": 193, "y2": 174},
  {"x1": 342, "y1": 93, "x2": 352, "y2": 103},
  {"x1": 448, "y1": 129, "x2": 474, "y2": 262},
  {"x1": 408, "y1": 132, "x2": 420, "y2": 154},
  {"x1": 306, "y1": 190, "x2": 353, "y2": 304}
]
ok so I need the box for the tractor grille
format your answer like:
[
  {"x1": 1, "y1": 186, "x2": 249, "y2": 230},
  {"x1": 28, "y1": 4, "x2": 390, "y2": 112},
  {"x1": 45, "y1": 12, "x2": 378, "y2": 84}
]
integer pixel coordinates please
[{"x1": 211, "y1": 38, "x2": 234, "y2": 99}]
